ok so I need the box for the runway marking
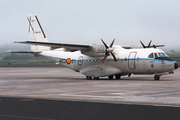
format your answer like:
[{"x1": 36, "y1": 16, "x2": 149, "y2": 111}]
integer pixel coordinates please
[
  {"x1": 0, "y1": 114, "x2": 55, "y2": 120},
  {"x1": 1, "y1": 94, "x2": 180, "y2": 107}
]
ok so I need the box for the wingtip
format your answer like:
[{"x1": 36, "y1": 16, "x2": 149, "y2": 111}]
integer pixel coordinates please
[{"x1": 5, "y1": 51, "x2": 11, "y2": 53}]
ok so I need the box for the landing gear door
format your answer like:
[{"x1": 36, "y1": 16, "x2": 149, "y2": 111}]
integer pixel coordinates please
[{"x1": 128, "y1": 52, "x2": 137, "y2": 70}]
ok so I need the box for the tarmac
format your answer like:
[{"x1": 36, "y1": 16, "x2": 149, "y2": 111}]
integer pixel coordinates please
[{"x1": 0, "y1": 64, "x2": 180, "y2": 119}]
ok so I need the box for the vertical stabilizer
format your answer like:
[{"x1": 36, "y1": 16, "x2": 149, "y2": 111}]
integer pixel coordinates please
[{"x1": 27, "y1": 14, "x2": 49, "y2": 51}]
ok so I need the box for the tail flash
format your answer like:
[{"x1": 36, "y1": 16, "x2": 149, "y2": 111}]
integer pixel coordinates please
[{"x1": 27, "y1": 14, "x2": 49, "y2": 51}]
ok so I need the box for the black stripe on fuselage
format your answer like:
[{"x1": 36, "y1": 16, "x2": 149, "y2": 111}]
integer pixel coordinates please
[{"x1": 155, "y1": 57, "x2": 175, "y2": 61}]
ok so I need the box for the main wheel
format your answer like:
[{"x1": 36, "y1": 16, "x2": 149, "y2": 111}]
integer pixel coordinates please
[
  {"x1": 86, "y1": 76, "x2": 92, "y2": 80},
  {"x1": 154, "y1": 75, "x2": 160, "y2": 80},
  {"x1": 115, "y1": 74, "x2": 121, "y2": 79},
  {"x1": 108, "y1": 75, "x2": 113, "y2": 79},
  {"x1": 94, "y1": 77, "x2": 99, "y2": 80}
]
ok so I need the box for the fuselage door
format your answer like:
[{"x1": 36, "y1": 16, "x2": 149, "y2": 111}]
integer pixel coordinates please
[{"x1": 128, "y1": 52, "x2": 137, "y2": 70}]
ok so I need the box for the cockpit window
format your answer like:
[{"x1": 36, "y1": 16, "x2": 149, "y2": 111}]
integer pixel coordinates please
[
  {"x1": 154, "y1": 53, "x2": 158, "y2": 58},
  {"x1": 148, "y1": 52, "x2": 169, "y2": 59},
  {"x1": 158, "y1": 53, "x2": 167, "y2": 57},
  {"x1": 164, "y1": 53, "x2": 169, "y2": 57},
  {"x1": 148, "y1": 53, "x2": 154, "y2": 58}
]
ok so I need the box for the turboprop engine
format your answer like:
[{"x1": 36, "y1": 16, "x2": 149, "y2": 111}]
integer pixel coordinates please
[
  {"x1": 81, "y1": 44, "x2": 106, "y2": 57},
  {"x1": 81, "y1": 39, "x2": 117, "y2": 62}
]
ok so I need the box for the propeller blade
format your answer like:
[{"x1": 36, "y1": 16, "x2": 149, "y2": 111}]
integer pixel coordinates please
[
  {"x1": 110, "y1": 39, "x2": 115, "y2": 48},
  {"x1": 111, "y1": 52, "x2": 117, "y2": 62},
  {"x1": 140, "y1": 40, "x2": 146, "y2": 48},
  {"x1": 103, "y1": 52, "x2": 109, "y2": 60},
  {"x1": 153, "y1": 45, "x2": 165, "y2": 48},
  {"x1": 148, "y1": 40, "x2": 152, "y2": 48},
  {"x1": 101, "y1": 39, "x2": 117, "y2": 62},
  {"x1": 140, "y1": 40, "x2": 164, "y2": 48},
  {"x1": 101, "y1": 39, "x2": 109, "y2": 49},
  {"x1": 153, "y1": 45, "x2": 156, "y2": 48},
  {"x1": 102, "y1": 52, "x2": 109, "y2": 63}
]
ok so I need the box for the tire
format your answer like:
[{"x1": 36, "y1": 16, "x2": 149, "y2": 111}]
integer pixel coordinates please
[
  {"x1": 154, "y1": 75, "x2": 160, "y2": 80},
  {"x1": 115, "y1": 74, "x2": 121, "y2": 79},
  {"x1": 108, "y1": 75, "x2": 113, "y2": 79},
  {"x1": 86, "y1": 76, "x2": 92, "y2": 80},
  {"x1": 94, "y1": 77, "x2": 99, "y2": 80}
]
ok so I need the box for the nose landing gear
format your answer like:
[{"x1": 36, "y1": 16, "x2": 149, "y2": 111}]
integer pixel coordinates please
[{"x1": 154, "y1": 75, "x2": 160, "y2": 80}]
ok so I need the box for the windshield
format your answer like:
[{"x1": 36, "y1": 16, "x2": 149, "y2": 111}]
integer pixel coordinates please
[
  {"x1": 164, "y1": 52, "x2": 169, "y2": 57},
  {"x1": 158, "y1": 52, "x2": 169, "y2": 57}
]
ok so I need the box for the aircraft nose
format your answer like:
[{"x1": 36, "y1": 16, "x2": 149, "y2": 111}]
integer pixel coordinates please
[{"x1": 174, "y1": 63, "x2": 179, "y2": 69}]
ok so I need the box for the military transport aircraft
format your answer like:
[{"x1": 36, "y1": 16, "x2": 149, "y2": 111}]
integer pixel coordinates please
[{"x1": 8, "y1": 14, "x2": 179, "y2": 80}]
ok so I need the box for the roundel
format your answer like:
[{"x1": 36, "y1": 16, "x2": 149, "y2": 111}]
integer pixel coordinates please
[{"x1": 66, "y1": 58, "x2": 71, "y2": 65}]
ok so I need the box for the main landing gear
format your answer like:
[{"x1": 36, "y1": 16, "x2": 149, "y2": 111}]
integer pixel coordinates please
[
  {"x1": 86, "y1": 76, "x2": 92, "y2": 80},
  {"x1": 86, "y1": 74, "x2": 121, "y2": 80},
  {"x1": 108, "y1": 75, "x2": 121, "y2": 80},
  {"x1": 86, "y1": 76, "x2": 99, "y2": 80},
  {"x1": 154, "y1": 75, "x2": 160, "y2": 80}
]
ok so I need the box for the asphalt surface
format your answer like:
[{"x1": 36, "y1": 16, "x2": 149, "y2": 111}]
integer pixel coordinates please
[
  {"x1": 0, "y1": 65, "x2": 180, "y2": 119},
  {"x1": 0, "y1": 96, "x2": 180, "y2": 120}
]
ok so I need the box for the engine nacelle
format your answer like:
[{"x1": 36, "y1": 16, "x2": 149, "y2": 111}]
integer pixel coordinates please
[{"x1": 81, "y1": 44, "x2": 106, "y2": 57}]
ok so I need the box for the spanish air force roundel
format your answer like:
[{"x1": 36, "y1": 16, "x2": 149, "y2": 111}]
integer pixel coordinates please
[{"x1": 66, "y1": 58, "x2": 71, "y2": 65}]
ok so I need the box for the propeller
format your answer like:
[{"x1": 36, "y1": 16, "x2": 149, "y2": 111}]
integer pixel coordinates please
[
  {"x1": 101, "y1": 39, "x2": 117, "y2": 63},
  {"x1": 140, "y1": 40, "x2": 165, "y2": 48}
]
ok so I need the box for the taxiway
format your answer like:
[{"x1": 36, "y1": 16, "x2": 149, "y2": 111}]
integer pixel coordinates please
[{"x1": 0, "y1": 65, "x2": 180, "y2": 107}]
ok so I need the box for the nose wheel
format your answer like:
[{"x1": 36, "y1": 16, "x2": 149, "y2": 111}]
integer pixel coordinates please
[{"x1": 154, "y1": 75, "x2": 160, "y2": 80}]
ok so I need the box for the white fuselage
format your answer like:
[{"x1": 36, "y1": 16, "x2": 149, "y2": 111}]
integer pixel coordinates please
[{"x1": 39, "y1": 46, "x2": 177, "y2": 77}]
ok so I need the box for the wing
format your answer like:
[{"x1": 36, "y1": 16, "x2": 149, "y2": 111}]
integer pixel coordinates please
[
  {"x1": 15, "y1": 41, "x2": 91, "y2": 51},
  {"x1": 6, "y1": 51, "x2": 40, "y2": 54}
]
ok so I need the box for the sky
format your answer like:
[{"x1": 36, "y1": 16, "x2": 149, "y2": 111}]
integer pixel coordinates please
[{"x1": 1, "y1": 0, "x2": 180, "y2": 49}]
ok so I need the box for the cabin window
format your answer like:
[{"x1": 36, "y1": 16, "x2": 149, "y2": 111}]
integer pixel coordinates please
[
  {"x1": 137, "y1": 57, "x2": 139, "y2": 61},
  {"x1": 148, "y1": 53, "x2": 154, "y2": 58}
]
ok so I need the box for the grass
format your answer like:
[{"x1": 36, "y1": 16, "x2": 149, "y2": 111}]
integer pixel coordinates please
[
  {"x1": 169, "y1": 54, "x2": 180, "y2": 63},
  {"x1": 0, "y1": 59, "x2": 55, "y2": 65}
]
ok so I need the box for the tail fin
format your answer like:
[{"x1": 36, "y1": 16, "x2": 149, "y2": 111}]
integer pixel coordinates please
[{"x1": 27, "y1": 14, "x2": 49, "y2": 51}]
